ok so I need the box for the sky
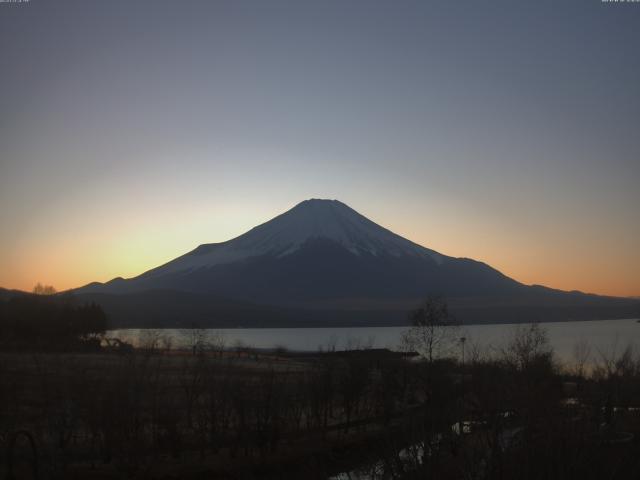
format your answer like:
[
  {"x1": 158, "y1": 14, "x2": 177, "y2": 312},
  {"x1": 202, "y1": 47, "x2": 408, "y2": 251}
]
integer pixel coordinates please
[{"x1": 0, "y1": 0, "x2": 639, "y2": 297}]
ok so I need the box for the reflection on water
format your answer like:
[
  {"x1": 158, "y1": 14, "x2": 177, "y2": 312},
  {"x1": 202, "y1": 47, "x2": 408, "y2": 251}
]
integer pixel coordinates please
[
  {"x1": 328, "y1": 421, "x2": 524, "y2": 480},
  {"x1": 108, "y1": 318, "x2": 640, "y2": 366}
]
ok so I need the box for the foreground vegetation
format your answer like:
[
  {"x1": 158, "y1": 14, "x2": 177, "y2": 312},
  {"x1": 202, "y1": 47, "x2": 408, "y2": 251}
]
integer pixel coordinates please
[
  {"x1": 1, "y1": 324, "x2": 640, "y2": 479},
  {"x1": 1, "y1": 294, "x2": 639, "y2": 479},
  {"x1": 0, "y1": 290, "x2": 107, "y2": 352}
]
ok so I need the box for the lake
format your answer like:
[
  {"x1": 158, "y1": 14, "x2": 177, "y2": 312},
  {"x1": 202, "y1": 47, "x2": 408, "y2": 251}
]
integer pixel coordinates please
[{"x1": 108, "y1": 318, "x2": 640, "y2": 367}]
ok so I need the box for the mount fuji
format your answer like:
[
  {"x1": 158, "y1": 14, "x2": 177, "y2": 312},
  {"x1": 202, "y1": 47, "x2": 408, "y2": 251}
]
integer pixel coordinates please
[{"x1": 75, "y1": 199, "x2": 638, "y2": 327}]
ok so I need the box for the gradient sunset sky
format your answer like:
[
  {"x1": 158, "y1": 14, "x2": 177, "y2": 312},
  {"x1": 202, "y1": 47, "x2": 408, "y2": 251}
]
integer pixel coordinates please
[{"x1": 1, "y1": 0, "x2": 638, "y2": 297}]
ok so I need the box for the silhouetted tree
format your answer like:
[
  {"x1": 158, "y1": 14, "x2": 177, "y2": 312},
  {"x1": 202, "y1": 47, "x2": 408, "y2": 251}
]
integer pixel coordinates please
[
  {"x1": 402, "y1": 295, "x2": 459, "y2": 362},
  {"x1": 33, "y1": 282, "x2": 57, "y2": 295},
  {"x1": 0, "y1": 294, "x2": 107, "y2": 351}
]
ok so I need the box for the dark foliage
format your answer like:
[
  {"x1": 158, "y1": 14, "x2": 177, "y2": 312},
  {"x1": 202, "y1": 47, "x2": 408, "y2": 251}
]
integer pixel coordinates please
[
  {"x1": 0, "y1": 341, "x2": 638, "y2": 479},
  {"x1": 0, "y1": 293, "x2": 107, "y2": 351}
]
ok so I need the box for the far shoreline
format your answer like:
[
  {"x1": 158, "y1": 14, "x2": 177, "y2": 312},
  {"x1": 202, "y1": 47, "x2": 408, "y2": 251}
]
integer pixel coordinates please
[{"x1": 107, "y1": 316, "x2": 640, "y2": 330}]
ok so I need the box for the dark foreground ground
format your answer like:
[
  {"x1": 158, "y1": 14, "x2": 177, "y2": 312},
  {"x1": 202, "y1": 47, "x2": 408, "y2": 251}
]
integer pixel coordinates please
[{"x1": 2, "y1": 336, "x2": 640, "y2": 479}]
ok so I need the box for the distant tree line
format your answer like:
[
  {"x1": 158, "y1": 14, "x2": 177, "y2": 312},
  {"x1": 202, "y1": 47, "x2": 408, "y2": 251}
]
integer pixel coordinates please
[{"x1": 0, "y1": 288, "x2": 107, "y2": 351}]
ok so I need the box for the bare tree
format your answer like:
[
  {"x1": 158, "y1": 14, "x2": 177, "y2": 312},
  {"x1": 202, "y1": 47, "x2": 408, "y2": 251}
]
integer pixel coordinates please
[
  {"x1": 182, "y1": 324, "x2": 207, "y2": 356},
  {"x1": 208, "y1": 331, "x2": 226, "y2": 357},
  {"x1": 465, "y1": 337, "x2": 487, "y2": 365},
  {"x1": 501, "y1": 323, "x2": 553, "y2": 371},
  {"x1": 159, "y1": 333, "x2": 173, "y2": 353},
  {"x1": 325, "y1": 334, "x2": 338, "y2": 353},
  {"x1": 138, "y1": 329, "x2": 162, "y2": 354},
  {"x1": 33, "y1": 283, "x2": 57, "y2": 295},
  {"x1": 595, "y1": 340, "x2": 636, "y2": 379},
  {"x1": 402, "y1": 295, "x2": 459, "y2": 362},
  {"x1": 572, "y1": 338, "x2": 592, "y2": 378}
]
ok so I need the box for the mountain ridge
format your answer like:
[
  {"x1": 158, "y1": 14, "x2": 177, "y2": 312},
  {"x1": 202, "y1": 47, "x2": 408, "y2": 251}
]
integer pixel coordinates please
[
  {"x1": 136, "y1": 199, "x2": 445, "y2": 282},
  {"x1": 72, "y1": 199, "x2": 639, "y2": 326}
]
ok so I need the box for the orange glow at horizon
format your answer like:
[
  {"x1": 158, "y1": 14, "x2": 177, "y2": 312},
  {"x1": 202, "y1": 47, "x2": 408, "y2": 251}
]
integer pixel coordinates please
[
  {"x1": 2, "y1": 1, "x2": 639, "y2": 302},
  {"x1": 2, "y1": 201, "x2": 638, "y2": 298}
]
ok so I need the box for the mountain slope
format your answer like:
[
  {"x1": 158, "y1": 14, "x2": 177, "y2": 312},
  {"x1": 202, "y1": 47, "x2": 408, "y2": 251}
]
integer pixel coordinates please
[
  {"x1": 138, "y1": 198, "x2": 445, "y2": 280},
  {"x1": 79, "y1": 199, "x2": 524, "y2": 302},
  {"x1": 75, "y1": 199, "x2": 639, "y2": 326}
]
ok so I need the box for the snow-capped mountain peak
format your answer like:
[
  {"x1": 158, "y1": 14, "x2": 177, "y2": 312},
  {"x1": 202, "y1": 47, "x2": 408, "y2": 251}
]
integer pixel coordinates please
[
  {"x1": 144, "y1": 199, "x2": 444, "y2": 277},
  {"x1": 74, "y1": 200, "x2": 631, "y2": 326}
]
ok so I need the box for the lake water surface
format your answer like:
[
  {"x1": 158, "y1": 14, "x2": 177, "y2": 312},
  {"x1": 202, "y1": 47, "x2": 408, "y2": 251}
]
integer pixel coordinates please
[{"x1": 108, "y1": 318, "x2": 640, "y2": 367}]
